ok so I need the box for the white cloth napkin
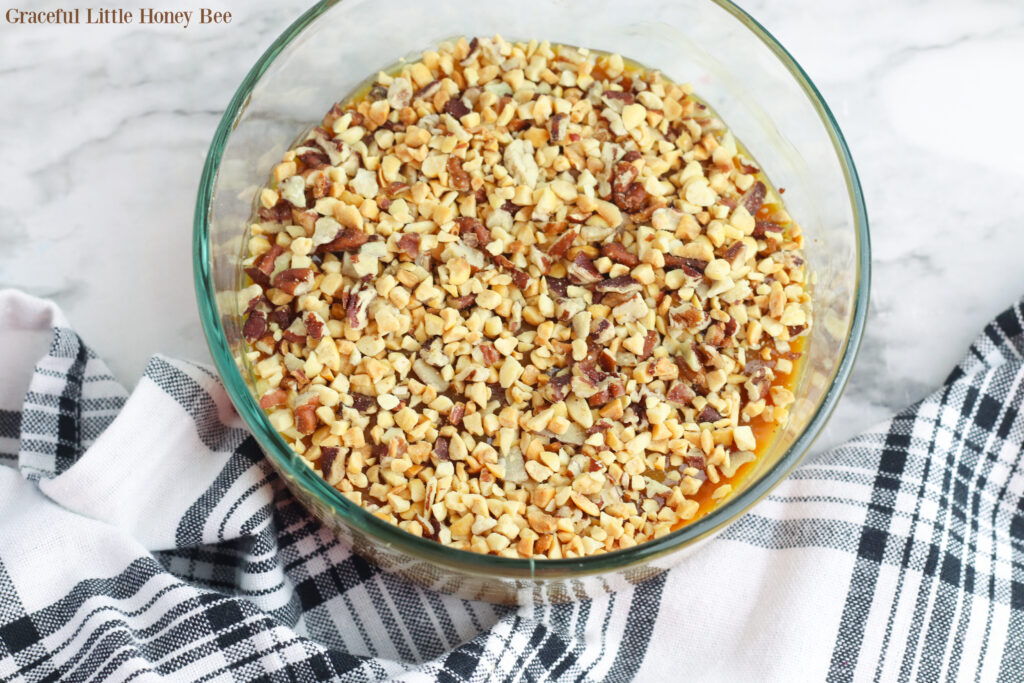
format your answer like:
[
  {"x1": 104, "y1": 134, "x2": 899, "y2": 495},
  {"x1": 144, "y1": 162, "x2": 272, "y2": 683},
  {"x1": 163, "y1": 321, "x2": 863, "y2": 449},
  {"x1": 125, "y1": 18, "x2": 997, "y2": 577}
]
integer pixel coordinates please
[{"x1": 1, "y1": 287, "x2": 1022, "y2": 682}]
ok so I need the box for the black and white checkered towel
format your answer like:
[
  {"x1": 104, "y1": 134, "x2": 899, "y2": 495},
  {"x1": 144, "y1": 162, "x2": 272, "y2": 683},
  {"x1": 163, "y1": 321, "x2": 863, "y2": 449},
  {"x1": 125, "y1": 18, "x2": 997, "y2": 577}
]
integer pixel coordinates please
[{"x1": 1, "y1": 287, "x2": 1023, "y2": 682}]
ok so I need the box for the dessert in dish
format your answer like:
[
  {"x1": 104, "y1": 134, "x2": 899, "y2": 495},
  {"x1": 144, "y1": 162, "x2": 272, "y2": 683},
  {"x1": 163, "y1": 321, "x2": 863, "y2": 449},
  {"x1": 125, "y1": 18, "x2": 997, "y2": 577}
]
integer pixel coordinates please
[{"x1": 238, "y1": 36, "x2": 812, "y2": 558}]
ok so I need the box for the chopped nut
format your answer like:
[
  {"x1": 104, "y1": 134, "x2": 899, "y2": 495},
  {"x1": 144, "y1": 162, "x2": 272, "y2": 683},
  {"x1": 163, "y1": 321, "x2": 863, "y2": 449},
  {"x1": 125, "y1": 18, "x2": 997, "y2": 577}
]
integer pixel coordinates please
[
  {"x1": 241, "y1": 36, "x2": 812, "y2": 559},
  {"x1": 733, "y1": 425, "x2": 756, "y2": 452}
]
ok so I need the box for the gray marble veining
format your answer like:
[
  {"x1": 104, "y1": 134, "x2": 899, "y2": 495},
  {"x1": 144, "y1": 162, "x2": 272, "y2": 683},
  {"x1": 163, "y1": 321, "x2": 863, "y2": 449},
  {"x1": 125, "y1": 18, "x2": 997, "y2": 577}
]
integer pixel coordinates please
[{"x1": 1, "y1": 0, "x2": 1022, "y2": 456}]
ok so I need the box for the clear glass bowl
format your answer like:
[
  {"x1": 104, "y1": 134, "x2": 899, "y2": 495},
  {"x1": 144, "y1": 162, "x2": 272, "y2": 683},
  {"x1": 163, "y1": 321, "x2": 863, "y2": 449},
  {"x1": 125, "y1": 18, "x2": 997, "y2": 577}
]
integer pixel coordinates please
[{"x1": 194, "y1": 0, "x2": 869, "y2": 603}]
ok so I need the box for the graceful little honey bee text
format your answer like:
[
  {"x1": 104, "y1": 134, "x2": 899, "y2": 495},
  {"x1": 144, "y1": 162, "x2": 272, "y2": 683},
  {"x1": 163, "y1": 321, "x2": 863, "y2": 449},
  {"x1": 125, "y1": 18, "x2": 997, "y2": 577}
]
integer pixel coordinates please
[{"x1": 4, "y1": 8, "x2": 233, "y2": 28}]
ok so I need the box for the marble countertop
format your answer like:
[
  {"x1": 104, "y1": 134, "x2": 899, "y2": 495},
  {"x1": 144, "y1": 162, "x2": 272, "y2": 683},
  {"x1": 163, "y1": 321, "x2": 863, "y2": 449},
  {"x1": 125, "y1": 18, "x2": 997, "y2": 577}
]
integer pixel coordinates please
[{"x1": 2, "y1": 0, "x2": 1022, "y2": 455}]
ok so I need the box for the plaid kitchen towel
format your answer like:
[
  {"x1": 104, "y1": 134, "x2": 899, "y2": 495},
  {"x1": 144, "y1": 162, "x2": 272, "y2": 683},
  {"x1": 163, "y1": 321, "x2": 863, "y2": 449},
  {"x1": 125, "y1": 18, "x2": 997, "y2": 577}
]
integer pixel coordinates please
[{"x1": 1, "y1": 287, "x2": 1022, "y2": 683}]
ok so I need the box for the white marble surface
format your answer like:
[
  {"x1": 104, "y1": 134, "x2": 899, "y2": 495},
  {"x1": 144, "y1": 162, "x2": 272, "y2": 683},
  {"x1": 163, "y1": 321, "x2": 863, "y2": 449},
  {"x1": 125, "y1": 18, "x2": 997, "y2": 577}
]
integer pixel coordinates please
[{"x1": 1, "y1": 0, "x2": 1022, "y2": 456}]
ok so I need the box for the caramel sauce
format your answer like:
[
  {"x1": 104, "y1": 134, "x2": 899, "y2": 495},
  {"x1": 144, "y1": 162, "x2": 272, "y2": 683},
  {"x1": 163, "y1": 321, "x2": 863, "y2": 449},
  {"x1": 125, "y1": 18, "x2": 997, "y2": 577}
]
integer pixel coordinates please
[{"x1": 679, "y1": 334, "x2": 807, "y2": 528}]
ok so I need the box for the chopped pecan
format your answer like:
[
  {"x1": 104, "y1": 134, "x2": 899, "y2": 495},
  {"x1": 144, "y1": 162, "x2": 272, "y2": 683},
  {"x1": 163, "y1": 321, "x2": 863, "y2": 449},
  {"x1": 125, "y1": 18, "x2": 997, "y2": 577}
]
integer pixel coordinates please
[
  {"x1": 311, "y1": 172, "x2": 331, "y2": 199},
  {"x1": 397, "y1": 233, "x2": 420, "y2": 259},
  {"x1": 295, "y1": 403, "x2": 318, "y2": 434},
  {"x1": 567, "y1": 252, "x2": 602, "y2": 284},
  {"x1": 501, "y1": 200, "x2": 521, "y2": 216},
  {"x1": 601, "y1": 242, "x2": 640, "y2": 267},
  {"x1": 456, "y1": 216, "x2": 491, "y2": 247},
  {"x1": 282, "y1": 323, "x2": 307, "y2": 344},
  {"x1": 434, "y1": 436, "x2": 450, "y2": 461},
  {"x1": 749, "y1": 374, "x2": 772, "y2": 400},
  {"x1": 246, "y1": 244, "x2": 285, "y2": 287},
  {"x1": 419, "y1": 337, "x2": 448, "y2": 368},
  {"x1": 351, "y1": 393, "x2": 375, "y2": 412},
  {"x1": 684, "y1": 452, "x2": 706, "y2": 470},
  {"x1": 548, "y1": 113, "x2": 567, "y2": 142},
  {"x1": 723, "y1": 316, "x2": 738, "y2": 339},
  {"x1": 577, "y1": 362, "x2": 608, "y2": 386},
  {"x1": 628, "y1": 400, "x2": 648, "y2": 426},
  {"x1": 258, "y1": 199, "x2": 292, "y2": 224},
  {"x1": 753, "y1": 220, "x2": 785, "y2": 238},
  {"x1": 244, "y1": 267, "x2": 270, "y2": 289},
  {"x1": 345, "y1": 287, "x2": 374, "y2": 330},
  {"x1": 641, "y1": 330, "x2": 658, "y2": 360},
  {"x1": 541, "y1": 221, "x2": 566, "y2": 237},
  {"x1": 317, "y1": 227, "x2": 368, "y2": 254},
  {"x1": 677, "y1": 360, "x2": 708, "y2": 395},
  {"x1": 297, "y1": 150, "x2": 330, "y2": 170},
  {"x1": 319, "y1": 446, "x2": 340, "y2": 475},
  {"x1": 443, "y1": 96, "x2": 471, "y2": 119},
  {"x1": 289, "y1": 369, "x2": 310, "y2": 389},
  {"x1": 676, "y1": 305, "x2": 703, "y2": 328},
  {"x1": 272, "y1": 268, "x2": 314, "y2": 296},
  {"x1": 464, "y1": 36, "x2": 480, "y2": 62},
  {"x1": 447, "y1": 156, "x2": 471, "y2": 191},
  {"x1": 594, "y1": 275, "x2": 641, "y2": 293},
  {"x1": 492, "y1": 254, "x2": 530, "y2": 289},
  {"x1": 259, "y1": 388, "x2": 287, "y2": 410},
  {"x1": 694, "y1": 344, "x2": 715, "y2": 367},
  {"x1": 547, "y1": 373, "x2": 572, "y2": 402},
  {"x1": 611, "y1": 160, "x2": 638, "y2": 194},
  {"x1": 243, "y1": 310, "x2": 267, "y2": 342},
  {"x1": 590, "y1": 319, "x2": 614, "y2": 345},
  {"x1": 546, "y1": 229, "x2": 577, "y2": 258},
  {"x1": 597, "y1": 349, "x2": 617, "y2": 372},
  {"x1": 545, "y1": 276, "x2": 569, "y2": 298},
  {"x1": 741, "y1": 180, "x2": 766, "y2": 216},
  {"x1": 449, "y1": 294, "x2": 476, "y2": 310},
  {"x1": 304, "y1": 312, "x2": 325, "y2": 341},
  {"x1": 448, "y1": 402, "x2": 466, "y2": 426},
  {"x1": 243, "y1": 293, "x2": 266, "y2": 315},
  {"x1": 321, "y1": 102, "x2": 345, "y2": 129},
  {"x1": 607, "y1": 381, "x2": 626, "y2": 399},
  {"x1": 587, "y1": 387, "x2": 610, "y2": 407},
  {"x1": 292, "y1": 209, "x2": 318, "y2": 233},
  {"x1": 413, "y1": 79, "x2": 441, "y2": 100},
  {"x1": 704, "y1": 323, "x2": 726, "y2": 347},
  {"x1": 613, "y1": 182, "x2": 649, "y2": 214},
  {"x1": 388, "y1": 436, "x2": 408, "y2": 459},
  {"x1": 480, "y1": 344, "x2": 500, "y2": 366},
  {"x1": 665, "y1": 381, "x2": 696, "y2": 407},
  {"x1": 663, "y1": 256, "x2": 708, "y2": 278},
  {"x1": 507, "y1": 117, "x2": 531, "y2": 133},
  {"x1": 745, "y1": 358, "x2": 776, "y2": 375},
  {"x1": 697, "y1": 405, "x2": 723, "y2": 423},
  {"x1": 722, "y1": 241, "x2": 745, "y2": 266},
  {"x1": 604, "y1": 90, "x2": 635, "y2": 104},
  {"x1": 378, "y1": 120, "x2": 405, "y2": 133},
  {"x1": 630, "y1": 199, "x2": 661, "y2": 224},
  {"x1": 385, "y1": 182, "x2": 410, "y2": 198},
  {"x1": 268, "y1": 308, "x2": 295, "y2": 331}
]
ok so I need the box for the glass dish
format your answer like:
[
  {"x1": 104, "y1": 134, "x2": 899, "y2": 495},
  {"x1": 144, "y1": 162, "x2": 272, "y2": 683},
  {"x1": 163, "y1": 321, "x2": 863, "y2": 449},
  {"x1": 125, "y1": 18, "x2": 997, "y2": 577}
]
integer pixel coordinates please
[{"x1": 194, "y1": 0, "x2": 870, "y2": 604}]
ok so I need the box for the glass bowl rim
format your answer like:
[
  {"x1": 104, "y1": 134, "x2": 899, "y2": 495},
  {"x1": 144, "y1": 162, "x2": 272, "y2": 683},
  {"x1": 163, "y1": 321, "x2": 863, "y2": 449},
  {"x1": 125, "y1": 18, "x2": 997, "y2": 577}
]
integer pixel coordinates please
[{"x1": 193, "y1": 0, "x2": 871, "y2": 580}]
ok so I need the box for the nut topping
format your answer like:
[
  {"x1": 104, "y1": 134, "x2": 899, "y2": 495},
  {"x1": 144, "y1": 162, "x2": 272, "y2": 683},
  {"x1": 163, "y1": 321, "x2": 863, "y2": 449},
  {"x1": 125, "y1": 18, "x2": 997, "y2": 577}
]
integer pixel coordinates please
[{"x1": 239, "y1": 35, "x2": 812, "y2": 559}]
